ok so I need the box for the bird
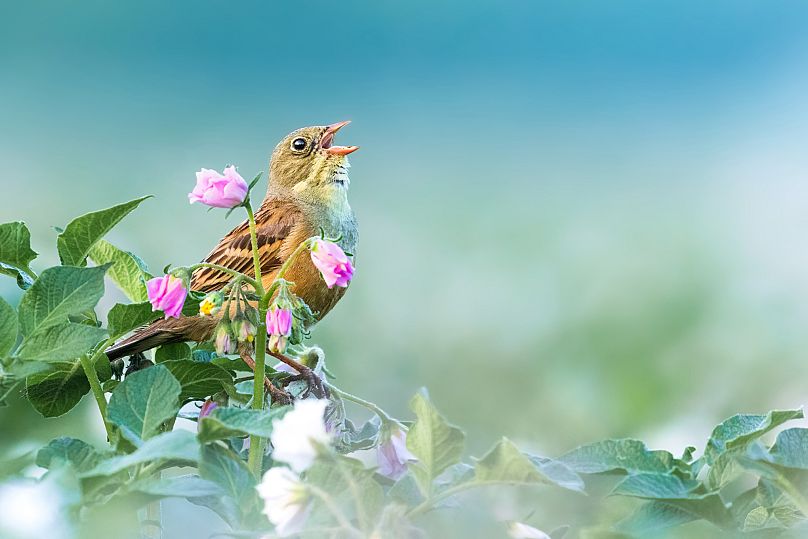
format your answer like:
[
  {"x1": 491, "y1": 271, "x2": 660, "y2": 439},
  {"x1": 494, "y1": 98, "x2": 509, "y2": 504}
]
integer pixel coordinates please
[{"x1": 106, "y1": 121, "x2": 359, "y2": 399}]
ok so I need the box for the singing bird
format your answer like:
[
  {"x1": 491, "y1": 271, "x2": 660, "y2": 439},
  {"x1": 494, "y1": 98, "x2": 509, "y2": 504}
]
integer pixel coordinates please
[{"x1": 106, "y1": 122, "x2": 359, "y2": 397}]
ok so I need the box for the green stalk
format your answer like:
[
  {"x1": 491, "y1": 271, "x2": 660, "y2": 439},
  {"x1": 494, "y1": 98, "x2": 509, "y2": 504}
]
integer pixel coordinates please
[
  {"x1": 79, "y1": 338, "x2": 114, "y2": 441},
  {"x1": 327, "y1": 384, "x2": 396, "y2": 424},
  {"x1": 245, "y1": 202, "x2": 268, "y2": 477}
]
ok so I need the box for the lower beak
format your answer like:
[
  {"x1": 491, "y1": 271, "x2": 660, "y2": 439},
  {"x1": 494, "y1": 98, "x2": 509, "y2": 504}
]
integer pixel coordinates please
[{"x1": 322, "y1": 120, "x2": 359, "y2": 156}]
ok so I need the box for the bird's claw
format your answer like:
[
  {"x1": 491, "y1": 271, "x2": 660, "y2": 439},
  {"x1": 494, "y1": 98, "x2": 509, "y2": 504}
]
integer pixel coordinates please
[{"x1": 281, "y1": 367, "x2": 329, "y2": 399}]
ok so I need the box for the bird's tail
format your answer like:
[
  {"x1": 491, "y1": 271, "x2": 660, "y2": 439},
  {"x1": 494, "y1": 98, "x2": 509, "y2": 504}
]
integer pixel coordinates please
[{"x1": 105, "y1": 316, "x2": 218, "y2": 360}]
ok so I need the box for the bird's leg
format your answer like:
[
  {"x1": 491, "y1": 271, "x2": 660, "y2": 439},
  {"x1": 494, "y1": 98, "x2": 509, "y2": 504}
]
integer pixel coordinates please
[
  {"x1": 269, "y1": 351, "x2": 328, "y2": 399},
  {"x1": 239, "y1": 344, "x2": 292, "y2": 406}
]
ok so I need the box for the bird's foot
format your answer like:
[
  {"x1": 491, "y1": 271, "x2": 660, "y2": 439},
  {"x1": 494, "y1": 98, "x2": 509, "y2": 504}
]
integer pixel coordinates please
[
  {"x1": 239, "y1": 345, "x2": 293, "y2": 406},
  {"x1": 272, "y1": 352, "x2": 329, "y2": 399}
]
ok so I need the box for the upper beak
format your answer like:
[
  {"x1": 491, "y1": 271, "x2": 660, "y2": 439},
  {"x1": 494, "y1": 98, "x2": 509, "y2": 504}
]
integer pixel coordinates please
[{"x1": 321, "y1": 120, "x2": 359, "y2": 156}]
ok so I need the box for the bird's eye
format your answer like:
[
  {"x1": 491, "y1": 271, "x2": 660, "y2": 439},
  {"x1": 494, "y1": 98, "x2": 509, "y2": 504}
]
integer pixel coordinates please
[{"x1": 291, "y1": 138, "x2": 307, "y2": 151}]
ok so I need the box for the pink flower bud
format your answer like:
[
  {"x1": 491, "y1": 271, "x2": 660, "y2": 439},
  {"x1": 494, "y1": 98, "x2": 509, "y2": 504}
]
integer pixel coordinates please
[
  {"x1": 309, "y1": 239, "x2": 354, "y2": 289},
  {"x1": 145, "y1": 275, "x2": 188, "y2": 319},
  {"x1": 377, "y1": 424, "x2": 416, "y2": 480},
  {"x1": 188, "y1": 166, "x2": 249, "y2": 208},
  {"x1": 199, "y1": 399, "x2": 218, "y2": 420},
  {"x1": 214, "y1": 323, "x2": 237, "y2": 356},
  {"x1": 266, "y1": 307, "x2": 292, "y2": 337}
]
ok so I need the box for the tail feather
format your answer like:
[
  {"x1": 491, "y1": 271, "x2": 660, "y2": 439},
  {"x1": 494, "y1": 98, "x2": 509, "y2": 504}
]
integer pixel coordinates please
[{"x1": 105, "y1": 316, "x2": 218, "y2": 360}]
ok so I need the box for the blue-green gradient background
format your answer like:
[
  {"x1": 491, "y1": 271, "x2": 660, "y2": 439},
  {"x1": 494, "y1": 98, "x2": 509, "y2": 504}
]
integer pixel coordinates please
[{"x1": 3, "y1": 1, "x2": 808, "y2": 536}]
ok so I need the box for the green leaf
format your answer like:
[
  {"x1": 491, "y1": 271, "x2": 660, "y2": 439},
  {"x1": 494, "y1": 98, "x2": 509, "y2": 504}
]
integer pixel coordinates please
[
  {"x1": 406, "y1": 392, "x2": 466, "y2": 496},
  {"x1": 769, "y1": 428, "x2": 808, "y2": 470},
  {"x1": 127, "y1": 474, "x2": 224, "y2": 499},
  {"x1": 17, "y1": 265, "x2": 109, "y2": 337},
  {"x1": 107, "y1": 364, "x2": 181, "y2": 443},
  {"x1": 198, "y1": 443, "x2": 257, "y2": 527},
  {"x1": 25, "y1": 353, "x2": 110, "y2": 417},
  {"x1": 56, "y1": 196, "x2": 151, "y2": 267},
  {"x1": 0, "y1": 221, "x2": 37, "y2": 278},
  {"x1": 36, "y1": 437, "x2": 108, "y2": 473},
  {"x1": 154, "y1": 342, "x2": 191, "y2": 363},
  {"x1": 705, "y1": 409, "x2": 804, "y2": 464},
  {"x1": 616, "y1": 501, "x2": 700, "y2": 536},
  {"x1": 87, "y1": 239, "x2": 151, "y2": 302},
  {"x1": 0, "y1": 296, "x2": 18, "y2": 356},
  {"x1": 306, "y1": 453, "x2": 385, "y2": 531},
  {"x1": 0, "y1": 262, "x2": 34, "y2": 290},
  {"x1": 17, "y1": 323, "x2": 107, "y2": 362},
  {"x1": 611, "y1": 473, "x2": 700, "y2": 499},
  {"x1": 558, "y1": 439, "x2": 675, "y2": 475},
  {"x1": 107, "y1": 302, "x2": 160, "y2": 339},
  {"x1": 81, "y1": 430, "x2": 199, "y2": 477},
  {"x1": 473, "y1": 438, "x2": 584, "y2": 492},
  {"x1": 161, "y1": 360, "x2": 234, "y2": 403},
  {"x1": 197, "y1": 406, "x2": 290, "y2": 443}
]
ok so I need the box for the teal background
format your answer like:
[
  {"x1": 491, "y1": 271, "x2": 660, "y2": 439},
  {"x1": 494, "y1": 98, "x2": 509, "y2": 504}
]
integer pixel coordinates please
[{"x1": 2, "y1": 1, "x2": 808, "y2": 536}]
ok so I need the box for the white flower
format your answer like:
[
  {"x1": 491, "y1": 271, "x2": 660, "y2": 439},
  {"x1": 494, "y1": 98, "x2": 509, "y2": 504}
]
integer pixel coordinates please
[
  {"x1": 256, "y1": 467, "x2": 311, "y2": 537},
  {"x1": 270, "y1": 399, "x2": 331, "y2": 472},
  {"x1": 0, "y1": 480, "x2": 67, "y2": 539},
  {"x1": 508, "y1": 522, "x2": 551, "y2": 539},
  {"x1": 377, "y1": 424, "x2": 417, "y2": 480}
]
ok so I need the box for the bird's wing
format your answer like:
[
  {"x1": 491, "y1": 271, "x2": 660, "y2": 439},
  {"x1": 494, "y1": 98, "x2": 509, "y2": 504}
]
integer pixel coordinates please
[{"x1": 190, "y1": 200, "x2": 304, "y2": 293}]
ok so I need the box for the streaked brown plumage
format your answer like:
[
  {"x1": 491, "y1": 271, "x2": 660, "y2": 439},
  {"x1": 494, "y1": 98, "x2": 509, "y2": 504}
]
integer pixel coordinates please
[{"x1": 107, "y1": 122, "x2": 359, "y2": 360}]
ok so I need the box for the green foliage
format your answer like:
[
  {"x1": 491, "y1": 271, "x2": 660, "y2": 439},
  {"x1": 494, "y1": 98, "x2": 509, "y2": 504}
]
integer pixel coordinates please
[
  {"x1": 0, "y1": 296, "x2": 19, "y2": 357},
  {"x1": 154, "y1": 342, "x2": 191, "y2": 362},
  {"x1": 161, "y1": 359, "x2": 234, "y2": 403},
  {"x1": 107, "y1": 301, "x2": 160, "y2": 339},
  {"x1": 17, "y1": 264, "x2": 109, "y2": 337},
  {"x1": 197, "y1": 406, "x2": 289, "y2": 443},
  {"x1": 6, "y1": 194, "x2": 808, "y2": 539},
  {"x1": 107, "y1": 364, "x2": 181, "y2": 443},
  {"x1": 88, "y1": 239, "x2": 151, "y2": 302},
  {"x1": 56, "y1": 196, "x2": 151, "y2": 266},
  {"x1": 474, "y1": 438, "x2": 584, "y2": 492},
  {"x1": 406, "y1": 392, "x2": 465, "y2": 496},
  {"x1": 0, "y1": 221, "x2": 37, "y2": 288},
  {"x1": 25, "y1": 353, "x2": 111, "y2": 417},
  {"x1": 17, "y1": 323, "x2": 107, "y2": 362}
]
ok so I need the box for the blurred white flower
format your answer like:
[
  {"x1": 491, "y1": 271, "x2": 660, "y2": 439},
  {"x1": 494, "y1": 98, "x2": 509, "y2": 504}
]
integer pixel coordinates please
[
  {"x1": 256, "y1": 467, "x2": 311, "y2": 537},
  {"x1": 0, "y1": 480, "x2": 66, "y2": 539},
  {"x1": 508, "y1": 522, "x2": 550, "y2": 539},
  {"x1": 270, "y1": 399, "x2": 330, "y2": 472},
  {"x1": 377, "y1": 423, "x2": 416, "y2": 480}
]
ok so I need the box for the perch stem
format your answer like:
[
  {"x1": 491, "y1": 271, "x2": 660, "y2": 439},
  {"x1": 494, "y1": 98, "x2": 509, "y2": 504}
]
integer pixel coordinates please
[{"x1": 79, "y1": 338, "x2": 114, "y2": 441}]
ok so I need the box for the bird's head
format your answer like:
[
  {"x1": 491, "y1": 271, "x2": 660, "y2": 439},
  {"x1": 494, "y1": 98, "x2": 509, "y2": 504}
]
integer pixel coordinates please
[{"x1": 267, "y1": 121, "x2": 359, "y2": 205}]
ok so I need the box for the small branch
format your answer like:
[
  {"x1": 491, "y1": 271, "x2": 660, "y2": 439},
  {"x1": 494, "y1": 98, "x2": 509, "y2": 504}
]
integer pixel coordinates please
[
  {"x1": 246, "y1": 202, "x2": 269, "y2": 478},
  {"x1": 79, "y1": 338, "x2": 115, "y2": 441},
  {"x1": 327, "y1": 384, "x2": 396, "y2": 424}
]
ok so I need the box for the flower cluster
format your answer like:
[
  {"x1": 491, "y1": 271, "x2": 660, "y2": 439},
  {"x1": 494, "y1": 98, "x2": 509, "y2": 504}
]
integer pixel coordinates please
[{"x1": 256, "y1": 399, "x2": 332, "y2": 536}]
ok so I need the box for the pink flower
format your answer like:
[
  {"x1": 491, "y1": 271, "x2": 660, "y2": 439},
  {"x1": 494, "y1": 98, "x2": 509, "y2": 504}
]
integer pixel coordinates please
[
  {"x1": 267, "y1": 307, "x2": 292, "y2": 354},
  {"x1": 146, "y1": 275, "x2": 188, "y2": 319},
  {"x1": 309, "y1": 240, "x2": 354, "y2": 289},
  {"x1": 188, "y1": 166, "x2": 249, "y2": 208},
  {"x1": 377, "y1": 424, "x2": 416, "y2": 480},
  {"x1": 267, "y1": 307, "x2": 292, "y2": 337}
]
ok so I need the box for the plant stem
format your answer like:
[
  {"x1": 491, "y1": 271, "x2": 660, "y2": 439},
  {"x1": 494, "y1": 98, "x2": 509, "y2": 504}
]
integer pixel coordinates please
[
  {"x1": 79, "y1": 338, "x2": 114, "y2": 441},
  {"x1": 327, "y1": 384, "x2": 395, "y2": 424},
  {"x1": 246, "y1": 201, "x2": 268, "y2": 478},
  {"x1": 186, "y1": 262, "x2": 259, "y2": 290}
]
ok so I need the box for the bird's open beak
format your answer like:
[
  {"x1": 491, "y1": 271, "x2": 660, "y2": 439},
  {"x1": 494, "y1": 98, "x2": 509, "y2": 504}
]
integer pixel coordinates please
[{"x1": 321, "y1": 121, "x2": 359, "y2": 156}]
